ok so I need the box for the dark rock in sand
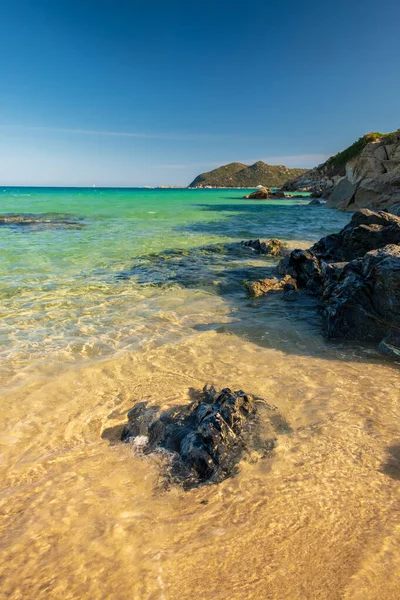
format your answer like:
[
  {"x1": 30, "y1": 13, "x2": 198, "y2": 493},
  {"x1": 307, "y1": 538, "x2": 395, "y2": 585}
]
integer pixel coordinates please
[
  {"x1": 120, "y1": 384, "x2": 292, "y2": 487},
  {"x1": 242, "y1": 237, "x2": 288, "y2": 257},
  {"x1": 121, "y1": 385, "x2": 257, "y2": 486}
]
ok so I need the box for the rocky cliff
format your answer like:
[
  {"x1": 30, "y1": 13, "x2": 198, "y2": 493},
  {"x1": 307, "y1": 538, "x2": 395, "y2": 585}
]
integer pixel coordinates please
[
  {"x1": 326, "y1": 130, "x2": 400, "y2": 212},
  {"x1": 283, "y1": 130, "x2": 400, "y2": 212},
  {"x1": 189, "y1": 161, "x2": 307, "y2": 188}
]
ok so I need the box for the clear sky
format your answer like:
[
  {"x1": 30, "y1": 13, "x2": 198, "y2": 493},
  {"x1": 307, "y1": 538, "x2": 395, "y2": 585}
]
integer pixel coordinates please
[{"x1": 0, "y1": 0, "x2": 399, "y2": 186}]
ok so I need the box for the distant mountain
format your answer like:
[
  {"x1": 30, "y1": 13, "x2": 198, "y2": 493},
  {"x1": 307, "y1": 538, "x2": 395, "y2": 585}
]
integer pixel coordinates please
[{"x1": 188, "y1": 161, "x2": 308, "y2": 188}]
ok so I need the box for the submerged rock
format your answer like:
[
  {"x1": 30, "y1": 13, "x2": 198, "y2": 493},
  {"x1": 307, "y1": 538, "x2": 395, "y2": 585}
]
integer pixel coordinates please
[
  {"x1": 121, "y1": 384, "x2": 288, "y2": 487},
  {"x1": 242, "y1": 237, "x2": 288, "y2": 257},
  {"x1": 0, "y1": 213, "x2": 84, "y2": 230},
  {"x1": 115, "y1": 242, "x2": 274, "y2": 295},
  {"x1": 308, "y1": 198, "x2": 322, "y2": 206},
  {"x1": 245, "y1": 274, "x2": 297, "y2": 298}
]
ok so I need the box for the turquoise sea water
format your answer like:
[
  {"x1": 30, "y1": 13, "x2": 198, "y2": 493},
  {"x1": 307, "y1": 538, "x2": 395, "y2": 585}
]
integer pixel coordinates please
[{"x1": 0, "y1": 187, "x2": 349, "y2": 383}]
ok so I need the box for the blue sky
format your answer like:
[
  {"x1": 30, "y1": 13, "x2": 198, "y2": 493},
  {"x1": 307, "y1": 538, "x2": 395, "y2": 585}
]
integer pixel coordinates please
[{"x1": 0, "y1": 0, "x2": 399, "y2": 186}]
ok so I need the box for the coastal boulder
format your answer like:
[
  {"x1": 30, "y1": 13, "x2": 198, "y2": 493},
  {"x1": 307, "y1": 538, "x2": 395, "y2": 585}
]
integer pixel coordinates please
[{"x1": 245, "y1": 187, "x2": 272, "y2": 199}]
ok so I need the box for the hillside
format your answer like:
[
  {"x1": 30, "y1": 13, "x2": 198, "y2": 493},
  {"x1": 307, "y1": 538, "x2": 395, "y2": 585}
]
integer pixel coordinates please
[
  {"x1": 188, "y1": 161, "x2": 308, "y2": 188},
  {"x1": 282, "y1": 132, "x2": 396, "y2": 194}
]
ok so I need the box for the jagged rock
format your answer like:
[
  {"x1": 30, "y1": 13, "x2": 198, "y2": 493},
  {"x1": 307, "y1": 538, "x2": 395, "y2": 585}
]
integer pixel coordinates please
[
  {"x1": 245, "y1": 274, "x2": 297, "y2": 298},
  {"x1": 326, "y1": 130, "x2": 400, "y2": 211},
  {"x1": 242, "y1": 237, "x2": 288, "y2": 257},
  {"x1": 308, "y1": 198, "x2": 322, "y2": 206},
  {"x1": 323, "y1": 245, "x2": 400, "y2": 342},
  {"x1": 244, "y1": 187, "x2": 272, "y2": 199},
  {"x1": 277, "y1": 249, "x2": 324, "y2": 292},
  {"x1": 311, "y1": 209, "x2": 400, "y2": 262},
  {"x1": 121, "y1": 385, "x2": 273, "y2": 487},
  {"x1": 282, "y1": 130, "x2": 400, "y2": 211},
  {"x1": 276, "y1": 209, "x2": 400, "y2": 353}
]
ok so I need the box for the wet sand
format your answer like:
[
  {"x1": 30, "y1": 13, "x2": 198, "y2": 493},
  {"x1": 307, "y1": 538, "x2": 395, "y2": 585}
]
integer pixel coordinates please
[{"x1": 1, "y1": 316, "x2": 400, "y2": 599}]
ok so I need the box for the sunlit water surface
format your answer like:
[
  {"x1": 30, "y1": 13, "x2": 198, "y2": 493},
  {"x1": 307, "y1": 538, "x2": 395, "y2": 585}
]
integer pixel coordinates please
[{"x1": 1, "y1": 188, "x2": 399, "y2": 599}]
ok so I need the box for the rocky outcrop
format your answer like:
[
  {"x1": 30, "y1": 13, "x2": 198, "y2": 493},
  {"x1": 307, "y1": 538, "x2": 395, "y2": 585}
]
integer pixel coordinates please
[
  {"x1": 311, "y1": 209, "x2": 400, "y2": 262},
  {"x1": 323, "y1": 245, "x2": 400, "y2": 343},
  {"x1": 188, "y1": 161, "x2": 307, "y2": 188},
  {"x1": 244, "y1": 188, "x2": 294, "y2": 200},
  {"x1": 276, "y1": 209, "x2": 400, "y2": 354},
  {"x1": 242, "y1": 238, "x2": 288, "y2": 257},
  {"x1": 282, "y1": 130, "x2": 400, "y2": 212},
  {"x1": 326, "y1": 130, "x2": 400, "y2": 212}
]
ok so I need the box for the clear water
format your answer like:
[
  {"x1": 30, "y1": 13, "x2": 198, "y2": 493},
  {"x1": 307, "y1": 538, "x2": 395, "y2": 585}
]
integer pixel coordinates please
[
  {"x1": 0, "y1": 187, "x2": 348, "y2": 381},
  {"x1": 1, "y1": 188, "x2": 400, "y2": 600}
]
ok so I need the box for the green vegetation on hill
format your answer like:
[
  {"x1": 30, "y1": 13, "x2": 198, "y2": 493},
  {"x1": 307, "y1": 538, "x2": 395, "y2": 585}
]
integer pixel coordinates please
[
  {"x1": 325, "y1": 132, "x2": 393, "y2": 172},
  {"x1": 189, "y1": 161, "x2": 307, "y2": 188},
  {"x1": 283, "y1": 129, "x2": 399, "y2": 191}
]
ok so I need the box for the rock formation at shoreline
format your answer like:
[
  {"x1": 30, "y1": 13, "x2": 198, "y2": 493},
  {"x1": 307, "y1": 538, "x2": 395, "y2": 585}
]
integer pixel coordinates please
[
  {"x1": 241, "y1": 237, "x2": 288, "y2": 257},
  {"x1": 283, "y1": 130, "x2": 400, "y2": 212},
  {"x1": 188, "y1": 161, "x2": 307, "y2": 188},
  {"x1": 121, "y1": 384, "x2": 288, "y2": 487},
  {"x1": 252, "y1": 209, "x2": 400, "y2": 355},
  {"x1": 244, "y1": 188, "x2": 288, "y2": 199}
]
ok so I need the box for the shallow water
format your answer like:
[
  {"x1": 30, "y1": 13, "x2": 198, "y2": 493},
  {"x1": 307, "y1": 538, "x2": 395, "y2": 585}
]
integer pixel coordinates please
[{"x1": 1, "y1": 188, "x2": 400, "y2": 599}]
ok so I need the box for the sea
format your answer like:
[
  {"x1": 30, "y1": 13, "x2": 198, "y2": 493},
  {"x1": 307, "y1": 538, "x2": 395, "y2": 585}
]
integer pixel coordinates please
[{"x1": 1, "y1": 187, "x2": 400, "y2": 599}]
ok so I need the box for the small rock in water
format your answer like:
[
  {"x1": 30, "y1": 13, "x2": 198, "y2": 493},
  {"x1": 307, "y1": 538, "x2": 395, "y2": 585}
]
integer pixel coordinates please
[
  {"x1": 242, "y1": 237, "x2": 288, "y2": 257},
  {"x1": 245, "y1": 274, "x2": 298, "y2": 298}
]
